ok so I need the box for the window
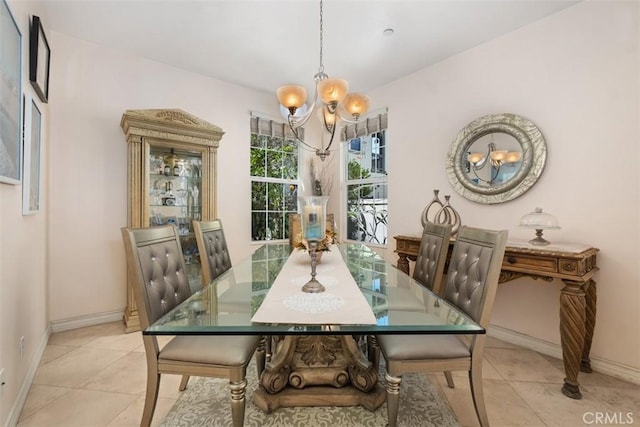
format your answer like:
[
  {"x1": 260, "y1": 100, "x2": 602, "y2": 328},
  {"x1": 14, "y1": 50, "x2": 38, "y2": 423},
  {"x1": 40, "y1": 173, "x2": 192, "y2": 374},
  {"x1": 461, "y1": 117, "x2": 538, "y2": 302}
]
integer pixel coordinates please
[
  {"x1": 250, "y1": 116, "x2": 301, "y2": 241},
  {"x1": 342, "y1": 112, "x2": 388, "y2": 246}
]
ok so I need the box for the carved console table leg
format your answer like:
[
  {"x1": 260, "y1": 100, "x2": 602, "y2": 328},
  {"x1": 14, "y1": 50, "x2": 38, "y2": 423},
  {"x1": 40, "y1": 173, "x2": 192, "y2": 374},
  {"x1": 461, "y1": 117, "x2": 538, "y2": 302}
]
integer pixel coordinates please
[
  {"x1": 397, "y1": 254, "x2": 410, "y2": 275},
  {"x1": 559, "y1": 280, "x2": 587, "y2": 399},
  {"x1": 581, "y1": 279, "x2": 597, "y2": 373}
]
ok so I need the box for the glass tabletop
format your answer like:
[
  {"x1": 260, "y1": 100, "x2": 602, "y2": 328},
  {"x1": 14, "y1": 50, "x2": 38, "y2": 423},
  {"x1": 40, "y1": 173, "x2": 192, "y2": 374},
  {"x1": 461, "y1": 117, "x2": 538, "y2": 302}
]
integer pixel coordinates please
[{"x1": 143, "y1": 243, "x2": 484, "y2": 336}]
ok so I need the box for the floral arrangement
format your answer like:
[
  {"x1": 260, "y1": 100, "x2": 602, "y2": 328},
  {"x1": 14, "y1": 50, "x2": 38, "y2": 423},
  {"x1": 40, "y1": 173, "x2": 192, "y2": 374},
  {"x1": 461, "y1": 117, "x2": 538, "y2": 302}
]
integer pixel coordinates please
[{"x1": 294, "y1": 229, "x2": 336, "y2": 252}]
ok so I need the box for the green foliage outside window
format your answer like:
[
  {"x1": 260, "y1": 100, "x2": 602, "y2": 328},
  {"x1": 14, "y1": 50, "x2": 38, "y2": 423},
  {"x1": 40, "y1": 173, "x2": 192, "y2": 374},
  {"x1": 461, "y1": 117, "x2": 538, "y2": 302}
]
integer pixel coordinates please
[{"x1": 250, "y1": 133, "x2": 299, "y2": 241}]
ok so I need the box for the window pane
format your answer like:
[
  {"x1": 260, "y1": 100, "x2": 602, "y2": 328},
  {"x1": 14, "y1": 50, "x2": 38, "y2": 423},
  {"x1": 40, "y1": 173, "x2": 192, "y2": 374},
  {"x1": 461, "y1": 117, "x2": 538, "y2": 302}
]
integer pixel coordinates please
[
  {"x1": 266, "y1": 150, "x2": 282, "y2": 178},
  {"x1": 252, "y1": 181, "x2": 266, "y2": 210},
  {"x1": 250, "y1": 148, "x2": 265, "y2": 177},
  {"x1": 266, "y1": 135, "x2": 281, "y2": 151},
  {"x1": 347, "y1": 183, "x2": 388, "y2": 245},
  {"x1": 347, "y1": 157, "x2": 369, "y2": 181},
  {"x1": 283, "y1": 153, "x2": 297, "y2": 180},
  {"x1": 267, "y1": 182, "x2": 283, "y2": 211},
  {"x1": 284, "y1": 183, "x2": 298, "y2": 211},
  {"x1": 267, "y1": 212, "x2": 284, "y2": 240},
  {"x1": 283, "y1": 138, "x2": 297, "y2": 153},
  {"x1": 251, "y1": 211, "x2": 266, "y2": 241},
  {"x1": 251, "y1": 133, "x2": 265, "y2": 148},
  {"x1": 370, "y1": 133, "x2": 387, "y2": 175}
]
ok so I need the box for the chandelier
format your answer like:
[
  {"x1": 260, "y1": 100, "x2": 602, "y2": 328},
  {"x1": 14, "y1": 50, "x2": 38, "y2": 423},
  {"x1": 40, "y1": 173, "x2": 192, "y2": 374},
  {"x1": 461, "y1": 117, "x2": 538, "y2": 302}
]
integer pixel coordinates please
[
  {"x1": 276, "y1": 0, "x2": 370, "y2": 161},
  {"x1": 467, "y1": 140, "x2": 522, "y2": 185}
]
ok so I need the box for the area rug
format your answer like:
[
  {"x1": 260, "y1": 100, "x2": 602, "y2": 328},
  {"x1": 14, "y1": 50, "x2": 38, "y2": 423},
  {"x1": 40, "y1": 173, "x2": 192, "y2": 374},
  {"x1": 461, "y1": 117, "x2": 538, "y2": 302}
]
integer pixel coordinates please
[{"x1": 160, "y1": 361, "x2": 460, "y2": 427}]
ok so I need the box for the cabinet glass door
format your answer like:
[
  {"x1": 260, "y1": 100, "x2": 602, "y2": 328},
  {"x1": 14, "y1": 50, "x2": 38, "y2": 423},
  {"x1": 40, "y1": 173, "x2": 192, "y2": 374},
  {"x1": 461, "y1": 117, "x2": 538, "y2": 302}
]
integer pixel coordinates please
[{"x1": 148, "y1": 147, "x2": 202, "y2": 284}]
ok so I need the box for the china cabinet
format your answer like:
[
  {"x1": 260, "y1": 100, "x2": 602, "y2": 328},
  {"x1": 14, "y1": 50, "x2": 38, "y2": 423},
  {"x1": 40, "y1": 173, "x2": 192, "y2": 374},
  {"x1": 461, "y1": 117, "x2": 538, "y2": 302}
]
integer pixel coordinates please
[{"x1": 121, "y1": 109, "x2": 224, "y2": 332}]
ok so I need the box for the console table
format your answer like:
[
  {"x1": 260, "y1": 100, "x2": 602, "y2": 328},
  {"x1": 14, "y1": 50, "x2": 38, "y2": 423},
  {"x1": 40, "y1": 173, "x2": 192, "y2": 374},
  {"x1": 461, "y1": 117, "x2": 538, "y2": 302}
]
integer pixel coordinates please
[{"x1": 394, "y1": 234, "x2": 599, "y2": 400}]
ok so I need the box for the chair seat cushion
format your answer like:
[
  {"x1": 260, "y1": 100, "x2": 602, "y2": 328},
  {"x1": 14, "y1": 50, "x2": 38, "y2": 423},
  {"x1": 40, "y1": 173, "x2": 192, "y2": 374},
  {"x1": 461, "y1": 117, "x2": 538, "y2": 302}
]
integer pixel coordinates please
[
  {"x1": 160, "y1": 335, "x2": 260, "y2": 366},
  {"x1": 377, "y1": 334, "x2": 470, "y2": 360}
]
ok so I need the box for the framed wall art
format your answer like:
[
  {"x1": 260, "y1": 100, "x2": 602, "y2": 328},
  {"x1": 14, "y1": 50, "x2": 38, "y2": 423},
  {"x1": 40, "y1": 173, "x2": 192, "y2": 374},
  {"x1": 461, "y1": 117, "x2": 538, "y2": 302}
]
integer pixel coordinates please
[
  {"x1": 29, "y1": 15, "x2": 50, "y2": 103},
  {"x1": 0, "y1": 0, "x2": 23, "y2": 184},
  {"x1": 23, "y1": 97, "x2": 42, "y2": 215}
]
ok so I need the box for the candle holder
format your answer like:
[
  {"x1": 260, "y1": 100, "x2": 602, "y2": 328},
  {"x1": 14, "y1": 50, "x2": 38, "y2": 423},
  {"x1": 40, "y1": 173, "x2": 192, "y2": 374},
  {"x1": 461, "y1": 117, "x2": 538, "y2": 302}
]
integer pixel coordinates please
[{"x1": 299, "y1": 196, "x2": 329, "y2": 293}]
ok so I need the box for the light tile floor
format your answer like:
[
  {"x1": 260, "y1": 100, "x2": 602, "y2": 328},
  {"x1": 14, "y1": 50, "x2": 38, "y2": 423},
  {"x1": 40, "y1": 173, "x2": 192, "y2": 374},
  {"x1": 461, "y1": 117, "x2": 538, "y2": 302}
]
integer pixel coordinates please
[{"x1": 16, "y1": 321, "x2": 639, "y2": 426}]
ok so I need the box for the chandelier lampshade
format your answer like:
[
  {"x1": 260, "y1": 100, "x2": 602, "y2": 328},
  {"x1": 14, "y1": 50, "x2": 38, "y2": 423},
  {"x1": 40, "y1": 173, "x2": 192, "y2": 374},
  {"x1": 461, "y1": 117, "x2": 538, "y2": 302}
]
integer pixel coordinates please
[
  {"x1": 317, "y1": 78, "x2": 349, "y2": 105},
  {"x1": 277, "y1": 85, "x2": 308, "y2": 115},
  {"x1": 343, "y1": 93, "x2": 370, "y2": 119}
]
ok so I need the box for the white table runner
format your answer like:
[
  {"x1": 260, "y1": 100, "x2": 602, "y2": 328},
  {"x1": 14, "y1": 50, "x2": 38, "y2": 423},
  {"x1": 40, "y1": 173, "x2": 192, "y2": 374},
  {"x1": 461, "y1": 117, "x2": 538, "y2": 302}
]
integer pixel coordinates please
[{"x1": 251, "y1": 246, "x2": 377, "y2": 325}]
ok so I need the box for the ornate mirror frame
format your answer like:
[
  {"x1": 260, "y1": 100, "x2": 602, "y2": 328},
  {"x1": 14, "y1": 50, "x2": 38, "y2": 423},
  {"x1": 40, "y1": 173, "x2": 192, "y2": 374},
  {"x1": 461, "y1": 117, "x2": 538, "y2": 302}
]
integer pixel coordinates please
[{"x1": 445, "y1": 113, "x2": 546, "y2": 204}]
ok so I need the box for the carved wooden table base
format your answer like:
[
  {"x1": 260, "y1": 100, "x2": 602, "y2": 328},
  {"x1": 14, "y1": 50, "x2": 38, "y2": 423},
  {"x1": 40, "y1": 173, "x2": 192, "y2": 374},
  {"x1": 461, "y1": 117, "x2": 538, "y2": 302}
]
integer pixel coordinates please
[
  {"x1": 253, "y1": 335, "x2": 386, "y2": 413},
  {"x1": 394, "y1": 234, "x2": 599, "y2": 399}
]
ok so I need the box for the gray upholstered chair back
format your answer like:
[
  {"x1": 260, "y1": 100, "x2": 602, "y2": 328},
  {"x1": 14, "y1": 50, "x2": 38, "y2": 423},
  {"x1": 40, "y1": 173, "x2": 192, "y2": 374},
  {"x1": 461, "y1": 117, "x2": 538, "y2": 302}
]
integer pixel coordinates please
[
  {"x1": 413, "y1": 222, "x2": 453, "y2": 295},
  {"x1": 442, "y1": 226, "x2": 508, "y2": 327},
  {"x1": 194, "y1": 219, "x2": 232, "y2": 285},
  {"x1": 121, "y1": 225, "x2": 192, "y2": 328}
]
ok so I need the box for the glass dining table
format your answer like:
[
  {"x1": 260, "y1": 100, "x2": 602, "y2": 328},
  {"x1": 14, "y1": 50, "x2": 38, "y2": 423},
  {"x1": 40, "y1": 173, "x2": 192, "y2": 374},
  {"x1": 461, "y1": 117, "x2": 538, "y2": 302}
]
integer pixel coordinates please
[{"x1": 144, "y1": 242, "x2": 483, "y2": 412}]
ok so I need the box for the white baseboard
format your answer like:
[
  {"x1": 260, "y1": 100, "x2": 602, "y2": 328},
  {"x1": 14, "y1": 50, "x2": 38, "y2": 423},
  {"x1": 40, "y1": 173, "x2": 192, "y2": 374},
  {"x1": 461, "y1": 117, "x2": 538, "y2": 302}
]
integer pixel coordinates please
[
  {"x1": 5, "y1": 325, "x2": 51, "y2": 427},
  {"x1": 489, "y1": 324, "x2": 640, "y2": 385},
  {"x1": 50, "y1": 310, "x2": 124, "y2": 333}
]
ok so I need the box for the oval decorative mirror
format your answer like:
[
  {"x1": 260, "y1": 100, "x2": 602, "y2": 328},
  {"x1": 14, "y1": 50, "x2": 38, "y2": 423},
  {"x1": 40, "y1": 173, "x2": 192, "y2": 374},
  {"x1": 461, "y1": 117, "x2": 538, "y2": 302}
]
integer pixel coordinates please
[{"x1": 445, "y1": 113, "x2": 546, "y2": 204}]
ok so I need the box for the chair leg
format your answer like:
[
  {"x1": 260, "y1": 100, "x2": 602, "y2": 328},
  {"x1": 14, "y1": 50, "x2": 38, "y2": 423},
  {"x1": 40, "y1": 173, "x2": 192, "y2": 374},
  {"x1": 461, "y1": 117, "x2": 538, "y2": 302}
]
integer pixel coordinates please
[
  {"x1": 230, "y1": 378, "x2": 248, "y2": 427},
  {"x1": 179, "y1": 375, "x2": 190, "y2": 391},
  {"x1": 367, "y1": 335, "x2": 380, "y2": 371},
  {"x1": 256, "y1": 337, "x2": 267, "y2": 377},
  {"x1": 141, "y1": 372, "x2": 161, "y2": 427},
  {"x1": 469, "y1": 368, "x2": 489, "y2": 427},
  {"x1": 444, "y1": 371, "x2": 455, "y2": 388},
  {"x1": 385, "y1": 372, "x2": 402, "y2": 427}
]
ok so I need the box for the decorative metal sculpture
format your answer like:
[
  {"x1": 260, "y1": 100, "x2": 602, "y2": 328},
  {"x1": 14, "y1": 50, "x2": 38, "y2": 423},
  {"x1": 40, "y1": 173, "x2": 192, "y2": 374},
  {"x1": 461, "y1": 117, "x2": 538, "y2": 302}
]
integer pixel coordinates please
[{"x1": 421, "y1": 190, "x2": 461, "y2": 236}]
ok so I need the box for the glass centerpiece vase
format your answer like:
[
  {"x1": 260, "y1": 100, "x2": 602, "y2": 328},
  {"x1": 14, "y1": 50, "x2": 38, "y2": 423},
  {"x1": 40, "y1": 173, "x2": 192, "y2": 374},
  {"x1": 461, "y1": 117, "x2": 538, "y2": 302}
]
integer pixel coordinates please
[{"x1": 299, "y1": 195, "x2": 329, "y2": 293}]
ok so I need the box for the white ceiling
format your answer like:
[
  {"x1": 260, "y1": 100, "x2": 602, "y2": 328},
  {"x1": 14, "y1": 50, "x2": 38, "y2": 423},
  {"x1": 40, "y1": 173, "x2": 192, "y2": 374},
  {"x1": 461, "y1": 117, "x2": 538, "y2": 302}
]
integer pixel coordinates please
[{"x1": 30, "y1": 0, "x2": 580, "y2": 96}]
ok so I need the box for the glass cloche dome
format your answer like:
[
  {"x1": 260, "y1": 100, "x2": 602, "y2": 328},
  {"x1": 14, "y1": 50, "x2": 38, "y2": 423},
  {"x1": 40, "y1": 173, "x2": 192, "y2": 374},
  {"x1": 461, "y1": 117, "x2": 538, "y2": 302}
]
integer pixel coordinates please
[{"x1": 519, "y1": 207, "x2": 561, "y2": 246}]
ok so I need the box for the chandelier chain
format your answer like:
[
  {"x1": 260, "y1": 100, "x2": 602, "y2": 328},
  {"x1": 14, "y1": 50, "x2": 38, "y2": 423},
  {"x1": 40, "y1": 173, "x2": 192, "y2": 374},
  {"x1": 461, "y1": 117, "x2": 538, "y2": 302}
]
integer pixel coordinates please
[{"x1": 318, "y1": 0, "x2": 324, "y2": 74}]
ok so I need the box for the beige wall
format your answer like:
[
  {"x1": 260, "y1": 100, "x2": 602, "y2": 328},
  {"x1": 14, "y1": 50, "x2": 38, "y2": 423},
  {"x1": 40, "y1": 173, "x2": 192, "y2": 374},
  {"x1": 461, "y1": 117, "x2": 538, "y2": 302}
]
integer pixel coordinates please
[
  {"x1": 0, "y1": 0, "x2": 638, "y2": 424},
  {"x1": 369, "y1": 1, "x2": 639, "y2": 371},
  {"x1": 46, "y1": 32, "x2": 286, "y2": 322},
  {"x1": 0, "y1": 1, "x2": 50, "y2": 423}
]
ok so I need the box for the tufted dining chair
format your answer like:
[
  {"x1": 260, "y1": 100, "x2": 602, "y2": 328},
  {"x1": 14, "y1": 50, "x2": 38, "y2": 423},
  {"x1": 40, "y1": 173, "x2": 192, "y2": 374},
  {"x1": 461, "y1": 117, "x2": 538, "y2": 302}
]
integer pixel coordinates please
[
  {"x1": 377, "y1": 226, "x2": 508, "y2": 427},
  {"x1": 121, "y1": 225, "x2": 260, "y2": 427},
  {"x1": 193, "y1": 219, "x2": 232, "y2": 286},
  {"x1": 193, "y1": 219, "x2": 267, "y2": 376},
  {"x1": 412, "y1": 222, "x2": 453, "y2": 295},
  {"x1": 368, "y1": 222, "x2": 453, "y2": 377}
]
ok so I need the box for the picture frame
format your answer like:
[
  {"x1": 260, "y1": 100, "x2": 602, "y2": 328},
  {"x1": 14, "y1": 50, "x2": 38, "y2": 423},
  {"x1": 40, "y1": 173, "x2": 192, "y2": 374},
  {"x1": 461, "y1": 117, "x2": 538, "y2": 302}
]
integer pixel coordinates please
[
  {"x1": 23, "y1": 97, "x2": 42, "y2": 215},
  {"x1": 0, "y1": 0, "x2": 23, "y2": 184},
  {"x1": 29, "y1": 15, "x2": 50, "y2": 103}
]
